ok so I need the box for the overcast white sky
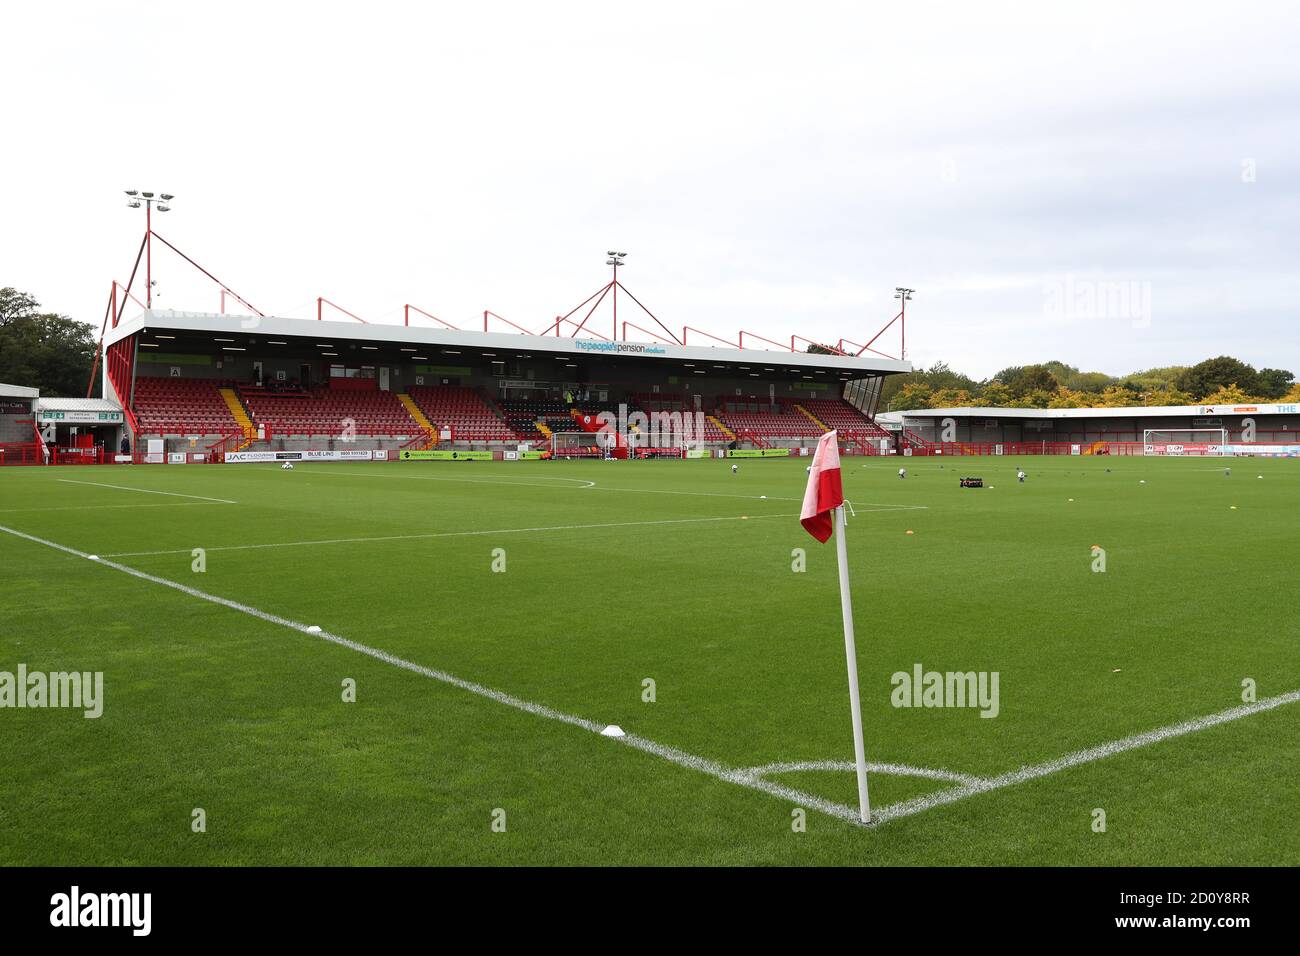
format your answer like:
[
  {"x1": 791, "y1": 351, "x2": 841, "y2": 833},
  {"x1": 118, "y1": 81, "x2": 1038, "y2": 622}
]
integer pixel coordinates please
[{"x1": 3, "y1": 0, "x2": 1297, "y2": 378}]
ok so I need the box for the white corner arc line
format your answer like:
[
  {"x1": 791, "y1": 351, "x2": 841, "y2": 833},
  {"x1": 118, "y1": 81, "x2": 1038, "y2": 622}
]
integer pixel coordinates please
[
  {"x1": 742, "y1": 760, "x2": 983, "y2": 787},
  {"x1": 56, "y1": 479, "x2": 238, "y2": 505}
]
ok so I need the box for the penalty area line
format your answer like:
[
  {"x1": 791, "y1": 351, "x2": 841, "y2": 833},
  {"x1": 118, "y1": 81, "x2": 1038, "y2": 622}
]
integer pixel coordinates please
[
  {"x1": 98, "y1": 512, "x2": 800, "y2": 558},
  {"x1": 0, "y1": 522, "x2": 860, "y2": 826},
  {"x1": 56, "y1": 479, "x2": 238, "y2": 505}
]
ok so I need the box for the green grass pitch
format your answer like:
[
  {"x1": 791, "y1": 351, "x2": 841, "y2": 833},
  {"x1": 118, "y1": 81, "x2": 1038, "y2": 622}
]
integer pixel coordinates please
[{"x1": 1, "y1": 455, "x2": 1296, "y2": 865}]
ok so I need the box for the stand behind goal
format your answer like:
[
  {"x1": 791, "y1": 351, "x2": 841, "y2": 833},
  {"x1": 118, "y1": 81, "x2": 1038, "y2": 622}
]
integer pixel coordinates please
[{"x1": 1143, "y1": 428, "x2": 1228, "y2": 457}]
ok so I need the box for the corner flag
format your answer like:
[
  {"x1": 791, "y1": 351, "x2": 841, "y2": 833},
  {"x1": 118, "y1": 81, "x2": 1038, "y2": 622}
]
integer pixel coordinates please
[
  {"x1": 800, "y1": 430, "x2": 872, "y2": 823},
  {"x1": 800, "y1": 430, "x2": 844, "y2": 542}
]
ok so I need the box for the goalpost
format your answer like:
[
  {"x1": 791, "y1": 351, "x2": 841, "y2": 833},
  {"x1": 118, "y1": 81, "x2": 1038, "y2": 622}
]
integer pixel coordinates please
[
  {"x1": 1143, "y1": 428, "x2": 1229, "y2": 457},
  {"x1": 551, "y1": 432, "x2": 604, "y2": 458},
  {"x1": 550, "y1": 430, "x2": 689, "y2": 459}
]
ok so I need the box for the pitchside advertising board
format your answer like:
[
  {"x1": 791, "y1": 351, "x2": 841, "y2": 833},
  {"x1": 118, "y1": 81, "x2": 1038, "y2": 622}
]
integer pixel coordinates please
[
  {"x1": 400, "y1": 450, "x2": 493, "y2": 460},
  {"x1": 224, "y1": 450, "x2": 386, "y2": 463}
]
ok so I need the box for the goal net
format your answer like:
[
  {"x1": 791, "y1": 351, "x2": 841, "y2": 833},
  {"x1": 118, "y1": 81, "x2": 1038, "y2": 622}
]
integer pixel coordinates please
[
  {"x1": 1143, "y1": 428, "x2": 1228, "y2": 457},
  {"x1": 551, "y1": 432, "x2": 605, "y2": 458},
  {"x1": 550, "y1": 430, "x2": 688, "y2": 459}
]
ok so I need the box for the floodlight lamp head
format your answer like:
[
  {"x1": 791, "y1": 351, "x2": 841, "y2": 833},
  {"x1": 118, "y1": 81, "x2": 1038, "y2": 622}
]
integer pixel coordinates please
[
  {"x1": 157, "y1": 204, "x2": 170, "y2": 212},
  {"x1": 128, "y1": 200, "x2": 141, "y2": 208},
  {"x1": 618, "y1": 252, "x2": 627, "y2": 257},
  {"x1": 124, "y1": 189, "x2": 138, "y2": 196},
  {"x1": 141, "y1": 191, "x2": 154, "y2": 198},
  {"x1": 606, "y1": 250, "x2": 617, "y2": 256},
  {"x1": 160, "y1": 193, "x2": 174, "y2": 200}
]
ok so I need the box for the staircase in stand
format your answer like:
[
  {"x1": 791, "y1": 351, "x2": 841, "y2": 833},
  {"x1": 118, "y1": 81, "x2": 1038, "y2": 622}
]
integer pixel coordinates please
[
  {"x1": 218, "y1": 388, "x2": 256, "y2": 450},
  {"x1": 793, "y1": 404, "x2": 830, "y2": 432},
  {"x1": 397, "y1": 393, "x2": 438, "y2": 449},
  {"x1": 707, "y1": 415, "x2": 735, "y2": 440}
]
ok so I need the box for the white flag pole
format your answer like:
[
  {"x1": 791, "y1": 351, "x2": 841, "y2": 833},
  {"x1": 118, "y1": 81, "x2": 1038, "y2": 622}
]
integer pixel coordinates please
[{"x1": 834, "y1": 503, "x2": 871, "y2": 824}]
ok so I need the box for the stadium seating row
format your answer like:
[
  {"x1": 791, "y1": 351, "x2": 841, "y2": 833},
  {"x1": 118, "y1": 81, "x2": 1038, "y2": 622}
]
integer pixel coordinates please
[{"x1": 130, "y1": 378, "x2": 890, "y2": 445}]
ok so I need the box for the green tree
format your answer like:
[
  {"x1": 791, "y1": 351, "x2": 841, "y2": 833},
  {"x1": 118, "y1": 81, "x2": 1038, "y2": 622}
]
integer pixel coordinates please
[
  {"x1": 928, "y1": 387, "x2": 976, "y2": 408},
  {"x1": 0, "y1": 287, "x2": 40, "y2": 327},
  {"x1": 1048, "y1": 387, "x2": 1090, "y2": 408},
  {"x1": 1096, "y1": 385, "x2": 1141, "y2": 407},
  {"x1": 1127, "y1": 365, "x2": 1190, "y2": 392},
  {"x1": 0, "y1": 288, "x2": 97, "y2": 396},
  {"x1": 1143, "y1": 386, "x2": 1193, "y2": 406},
  {"x1": 890, "y1": 382, "x2": 934, "y2": 410},
  {"x1": 1176, "y1": 356, "x2": 1259, "y2": 399},
  {"x1": 1255, "y1": 368, "x2": 1295, "y2": 400},
  {"x1": 1010, "y1": 364, "x2": 1060, "y2": 397},
  {"x1": 1200, "y1": 382, "x2": 1252, "y2": 404},
  {"x1": 1041, "y1": 361, "x2": 1113, "y2": 393},
  {"x1": 978, "y1": 381, "x2": 1013, "y2": 406}
]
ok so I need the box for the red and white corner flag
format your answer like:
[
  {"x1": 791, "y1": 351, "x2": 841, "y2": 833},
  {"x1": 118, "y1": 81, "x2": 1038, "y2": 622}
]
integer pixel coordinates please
[
  {"x1": 800, "y1": 430, "x2": 872, "y2": 823},
  {"x1": 800, "y1": 430, "x2": 844, "y2": 542}
]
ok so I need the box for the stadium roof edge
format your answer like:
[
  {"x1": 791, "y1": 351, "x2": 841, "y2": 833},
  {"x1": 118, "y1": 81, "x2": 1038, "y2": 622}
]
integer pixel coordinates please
[
  {"x1": 0, "y1": 382, "x2": 40, "y2": 399},
  {"x1": 106, "y1": 309, "x2": 912, "y2": 375}
]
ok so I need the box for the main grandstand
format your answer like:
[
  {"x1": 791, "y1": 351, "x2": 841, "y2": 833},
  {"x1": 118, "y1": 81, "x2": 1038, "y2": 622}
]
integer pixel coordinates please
[
  {"x1": 85, "y1": 307, "x2": 908, "y2": 464},
  {"x1": 3, "y1": 220, "x2": 921, "y2": 465}
]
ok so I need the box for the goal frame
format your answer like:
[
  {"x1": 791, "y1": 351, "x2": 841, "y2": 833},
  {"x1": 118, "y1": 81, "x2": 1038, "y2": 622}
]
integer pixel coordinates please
[
  {"x1": 549, "y1": 430, "x2": 689, "y2": 460},
  {"x1": 1142, "y1": 428, "x2": 1229, "y2": 457},
  {"x1": 550, "y1": 431, "x2": 605, "y2": 458}
]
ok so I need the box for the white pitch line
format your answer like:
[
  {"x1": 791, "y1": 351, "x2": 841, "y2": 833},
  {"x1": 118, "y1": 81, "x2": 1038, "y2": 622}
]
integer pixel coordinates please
[
  {"x1": 0, "y1": 521, "x2": 861, "y2": 823},
  {"x1": 0, "y1": 501, "x2": 217, "y2": 515},
  {"x1": 304, "y1": 468, "x2": 597, "y2": 490},
  {"x1": 99, "y1": 512, "x2": 800, "y2": 558},
  {"x1": 56, "y1": 479, "x2": 238, "y2": 505},
  {"x1": 742, "y1": 759, "x2": 983, "y2": 788},
  {"x1": 305, "y1": 466, "x2": 927, "y2": 508},
  {"x1": 871, "y1": 690, "x2": 1300, "y2": 824}
]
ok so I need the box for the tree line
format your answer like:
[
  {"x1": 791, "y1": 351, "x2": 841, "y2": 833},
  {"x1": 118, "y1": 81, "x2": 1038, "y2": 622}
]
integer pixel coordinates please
[
  {"x1": 0, "y1": 287, "x2": 97, "y2": 397},
  {"x1": 880, "y1": 358, "x2": 1298, "y2": 411}
]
